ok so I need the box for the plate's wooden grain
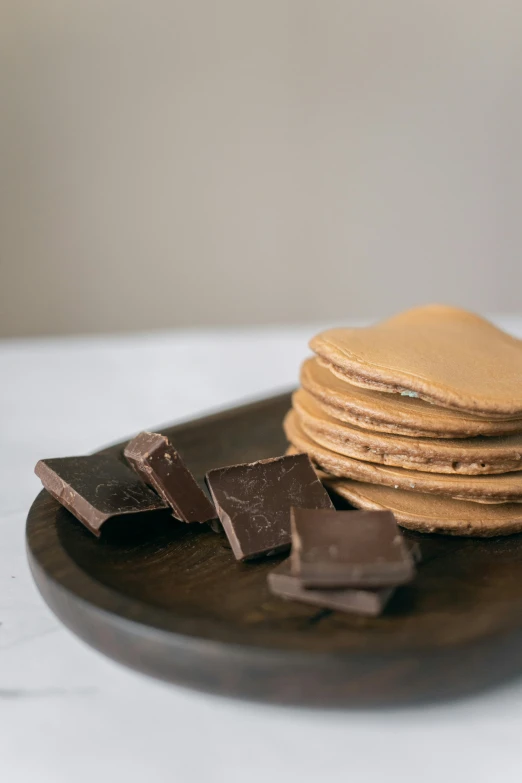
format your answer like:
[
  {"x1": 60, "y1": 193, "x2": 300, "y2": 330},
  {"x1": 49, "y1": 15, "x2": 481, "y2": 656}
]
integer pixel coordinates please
[{"x1": 26, "y1": 392, "x2": 522, "y2": 707}]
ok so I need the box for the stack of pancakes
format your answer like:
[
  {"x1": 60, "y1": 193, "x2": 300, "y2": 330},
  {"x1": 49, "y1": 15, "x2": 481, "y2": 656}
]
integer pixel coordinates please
[{"x1": 284, "y1": 305, "x2": 522, "y2": 536}]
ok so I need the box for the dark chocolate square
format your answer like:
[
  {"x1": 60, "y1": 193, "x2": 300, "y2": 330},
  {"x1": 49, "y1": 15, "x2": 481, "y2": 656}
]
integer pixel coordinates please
[
  {"x1": 35, "y1": 454, "x2": 167, "y2": 537},
  {"x1": 290, "y1": 507, "x2": 415, "y2": 587},
  {"x1": 206, "y1": 453, "x2": 333, "y2": 561},
  {"x1": 268, "y1": 559, "x2": 393, "y2": 616}
]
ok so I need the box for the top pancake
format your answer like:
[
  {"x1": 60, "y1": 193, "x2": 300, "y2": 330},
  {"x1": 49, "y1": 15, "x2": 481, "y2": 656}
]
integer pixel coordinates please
[
  {"x1": 301, "y1": 358, "x2": 522, "y2": 439},
  {"x1": 310, "y1": 305, "x2": 522, "y2": 417}
]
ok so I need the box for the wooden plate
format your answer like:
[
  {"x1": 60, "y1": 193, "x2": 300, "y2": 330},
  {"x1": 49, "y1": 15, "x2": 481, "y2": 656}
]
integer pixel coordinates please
[{"x1": 26, "y1": 392, "x2": 522, "y2": 708}]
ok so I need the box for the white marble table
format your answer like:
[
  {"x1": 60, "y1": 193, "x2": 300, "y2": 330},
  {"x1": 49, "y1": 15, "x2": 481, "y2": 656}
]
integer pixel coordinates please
[{"x1": 3, "y1": 321, "x2": 522, "y2": 783}]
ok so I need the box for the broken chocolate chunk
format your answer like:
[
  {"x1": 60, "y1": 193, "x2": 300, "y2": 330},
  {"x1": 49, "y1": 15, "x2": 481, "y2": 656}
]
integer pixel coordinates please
[{"x1": 124, "y1": 431, "x2": 215, "y2": 523}]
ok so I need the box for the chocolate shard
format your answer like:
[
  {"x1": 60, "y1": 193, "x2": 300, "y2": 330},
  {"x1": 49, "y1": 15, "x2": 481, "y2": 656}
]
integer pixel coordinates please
[
  {"x1": 290, "y1": 507, "x2": 416, "y2": 588},
  {"x1": 124, "y1": 431, "x2": 216, "y2": 524},
  {"x1": 268, "y1": 559, "x2": 394, "y2": 616},
  {"x1": 35, "y1": 454, "x2": 167, "y2": 537},
  {"x1": 205, "y1": 453, "x2": 333, "y2": 561}
]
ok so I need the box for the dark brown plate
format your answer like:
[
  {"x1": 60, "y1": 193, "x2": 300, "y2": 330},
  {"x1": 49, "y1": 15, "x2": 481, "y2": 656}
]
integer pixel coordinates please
[{"x1": 26, "y1": 392, "x2": 522, "y2": 708}]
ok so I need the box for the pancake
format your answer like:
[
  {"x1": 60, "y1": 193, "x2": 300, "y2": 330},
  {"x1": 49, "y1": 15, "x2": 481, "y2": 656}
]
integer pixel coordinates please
[
  {"x1": 301, "y1": 357, "x2": 522, "y2": 438},
  {"x1": 293, "y1": 389, "x2": 522, "y2": 475},
  {"x1": 310, "y1": 305, "x2": 522, "y2": 417},
  {"x1": 326, "y1": 479, "x2": 522, "y2": 537},
  {"x1": 283, "y1": 410, "x2": 522, "y2": 503}
]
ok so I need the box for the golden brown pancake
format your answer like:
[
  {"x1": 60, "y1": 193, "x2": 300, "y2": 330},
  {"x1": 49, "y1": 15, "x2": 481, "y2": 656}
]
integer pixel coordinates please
[
  {"x1": 283, "y1": 409, "x2": 522, "y2": 503},
  {"x1": 310, "y1": 305, "x2": 522, "y2": 416},
  {"x1": 301, "y1": 357, "x2": 522, "y2": 438},
  {"x1": 293, "y1": 389, "x2": 522, "y2": 475},
  {"x1": 326, "y1": 479, "x2": 522, "y2": 537}
]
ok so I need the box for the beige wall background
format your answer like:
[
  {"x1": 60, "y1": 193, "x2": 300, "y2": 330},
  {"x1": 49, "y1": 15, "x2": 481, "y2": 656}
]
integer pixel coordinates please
[{"x1": 1, "y1": 1, "x2": 521, "y2": 337}]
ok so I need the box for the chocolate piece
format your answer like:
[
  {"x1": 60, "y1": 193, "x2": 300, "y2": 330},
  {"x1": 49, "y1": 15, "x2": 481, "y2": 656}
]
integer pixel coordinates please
[
  {"x1": 290, "y1": 507, "x2": 415, "y2": 588},
  {"x1": 268, "y1": 560, "x2": 393, "y2": 616},
  {"x1": 124, "y1": 432, "x2": 215, "y2": 523},
  {"x1": 35, "y1": 455, "x2": 167, "y2": 536},
  {"x1": 206, "y1": 453, "x2": 333, "y2": 561}
]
